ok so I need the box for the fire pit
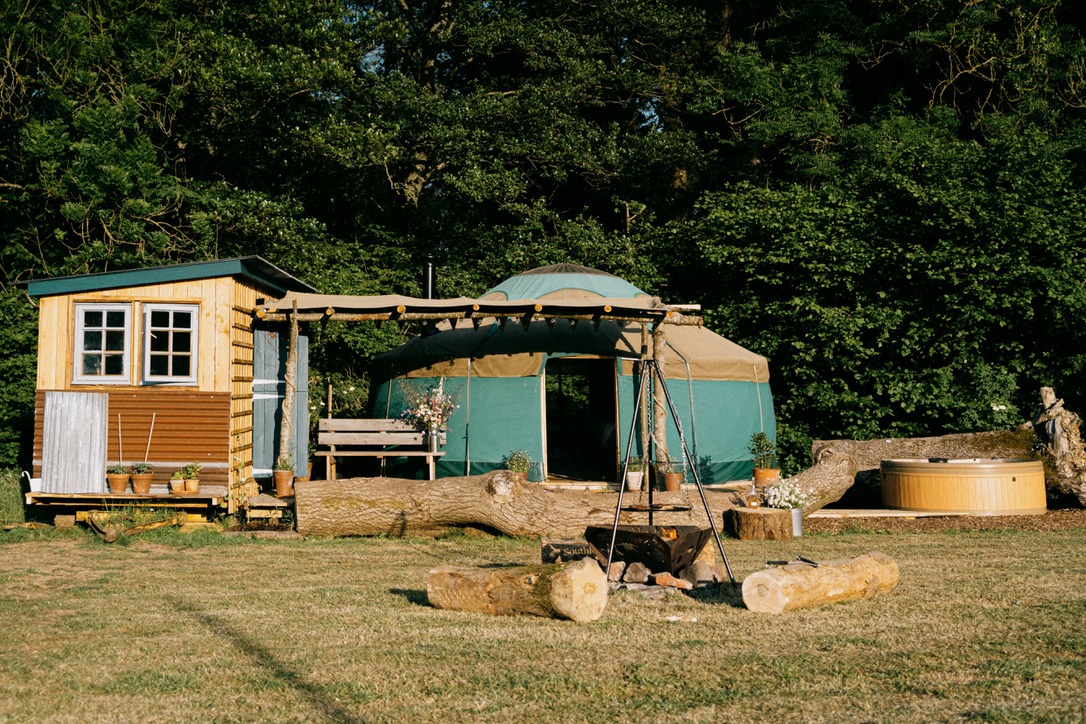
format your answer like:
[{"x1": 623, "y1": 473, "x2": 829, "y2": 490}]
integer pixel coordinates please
[{"x1": 584, "y1": 525, "x2": 712, "y2": 574}]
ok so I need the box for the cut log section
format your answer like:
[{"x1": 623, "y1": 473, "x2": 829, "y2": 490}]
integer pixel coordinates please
[
  {"x1": 742, "y1": 552, "x2": 900, "y2": 614},
  {"x1": 724, "y1": 507, "x2": 793, "y2": 540},
  {"x1": 427, "y1": 557, "x2": 608, "y2": 623}
]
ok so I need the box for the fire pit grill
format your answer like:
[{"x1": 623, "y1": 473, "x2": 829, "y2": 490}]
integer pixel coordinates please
[{"x1": 585, "y1": 525, "x2": 712, "y2": 575}]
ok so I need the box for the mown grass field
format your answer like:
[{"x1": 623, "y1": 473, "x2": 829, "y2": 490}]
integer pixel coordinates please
[{"x1": 1, "y1": 517, "x2": 1084, "y2": 723}]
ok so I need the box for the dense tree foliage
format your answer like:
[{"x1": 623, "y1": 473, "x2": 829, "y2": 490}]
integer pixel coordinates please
[{"x1": 2, "y1": 0, "x2": 1085, "y2": 471}]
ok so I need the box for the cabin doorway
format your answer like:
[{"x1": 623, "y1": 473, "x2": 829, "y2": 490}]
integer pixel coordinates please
[{"x1": 544, "y1": 357, "x2": 617, "y2": 482}]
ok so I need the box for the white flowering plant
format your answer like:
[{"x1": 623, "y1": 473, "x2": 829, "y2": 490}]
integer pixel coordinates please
[
  {"x1": 762, "y1": 479, "x2": 810, "y2": 509},
  {"x1": 400, "y1": 379, "x2": 459, "y2": 431}
]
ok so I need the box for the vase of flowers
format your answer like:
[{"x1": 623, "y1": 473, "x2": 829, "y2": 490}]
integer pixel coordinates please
[
  {"x1": 763, "y1": 479, "x2": 810, "y2": 537},
  {"x1": 400, "y1": 379, "x2": 458, "y2": 452}
]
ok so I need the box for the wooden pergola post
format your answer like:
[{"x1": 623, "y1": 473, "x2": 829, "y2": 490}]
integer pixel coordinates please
[{"x1": 278, "y1": 300, "x2": 299, "y2": 470}]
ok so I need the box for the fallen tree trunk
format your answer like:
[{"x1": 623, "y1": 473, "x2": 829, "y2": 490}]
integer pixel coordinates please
[
  {"x1": 427, "y1": 557, "x2": 608, "y2": 622},
  {"x1": 1034, "y1": 387, "x2": 1086, "y2": 507},
  {"x1": 294, "y1": 471, "x2": 735, "y2": 538},
  {"x1": 742, "y1": 552, "x2": 900, "y2": 614}
]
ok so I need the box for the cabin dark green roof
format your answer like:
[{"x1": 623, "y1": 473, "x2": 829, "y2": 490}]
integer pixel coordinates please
[{"x1": 25, "y1": 257, "x2": 316, "y2": 299}]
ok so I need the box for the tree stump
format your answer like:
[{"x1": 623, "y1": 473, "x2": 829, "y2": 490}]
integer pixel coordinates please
[
  {"x1": 724, "y1": 507, "x2": 793, "y2": 540},
  {"x1": 742, "y1": 552, "x2": 900, "y2": 614},
  {"x1": 427, "y1": 557, "x2": 608, "y2": 623}
]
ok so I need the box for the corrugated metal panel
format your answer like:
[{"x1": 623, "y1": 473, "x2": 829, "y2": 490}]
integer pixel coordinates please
[
  {"x1": 41, "y1": 392, "x2": 108, "y2": 493},
  {"x1": 34, "y1": 389, "x2": 231, "y2": 485}
]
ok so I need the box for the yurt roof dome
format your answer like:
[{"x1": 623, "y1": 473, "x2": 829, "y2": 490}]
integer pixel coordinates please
[{"x1": 480, "y1": 264, "x2": 651, "y2": 301}]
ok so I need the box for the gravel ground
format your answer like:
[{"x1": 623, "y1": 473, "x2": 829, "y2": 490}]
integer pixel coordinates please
[{"x1": 804, "y1": 506, "x2": 1086, "y2": 534}]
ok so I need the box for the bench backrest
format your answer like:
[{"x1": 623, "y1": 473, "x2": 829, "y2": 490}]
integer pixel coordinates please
[{"x1": 318, "y1": 418, "x2": 444, "y2": 447}]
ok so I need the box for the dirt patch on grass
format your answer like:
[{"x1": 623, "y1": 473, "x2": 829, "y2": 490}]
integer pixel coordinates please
[{"x1": 805, "y1": 507, "x2": 1086, "y2": 534}]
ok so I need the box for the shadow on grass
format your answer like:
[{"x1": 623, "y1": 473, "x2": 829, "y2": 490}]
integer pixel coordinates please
[
  {"x1": 389, "y1": 588, "x2": 430, "y2": 607},
  {"x1": 685, "y1": 582, "x2": 745, "y2": 607},
  {"x1": 170, "y1": 596, "x2": 361, "y2": 723}
]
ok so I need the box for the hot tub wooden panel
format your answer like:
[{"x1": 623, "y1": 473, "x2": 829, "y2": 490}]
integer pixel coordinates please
[{"x1": 880, "y1": 458, "x2": 1046, "y2": 516}]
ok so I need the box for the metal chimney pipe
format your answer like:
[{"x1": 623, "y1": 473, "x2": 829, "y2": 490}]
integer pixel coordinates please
[{"x1": 421, "y1": 255, "x2": 436, "y2": 299}]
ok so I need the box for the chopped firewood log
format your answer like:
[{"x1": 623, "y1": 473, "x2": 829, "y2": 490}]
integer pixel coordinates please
[
  {"x1": 741, "y1": 551, "x2": 900, "y2": 614},
  {"x1": 427, "y1": 557, "x2": 608, "y2": 623}
]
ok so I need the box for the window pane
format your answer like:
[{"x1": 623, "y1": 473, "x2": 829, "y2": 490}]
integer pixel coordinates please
[
  {"x1": 173, "y1": 331, "x2": 191, "y2": 353},
  {"x1": 149, "y1": 355, "x2": 169, "y2": 376},
  {"x1": 84, "y1": 310, "x2": 103, "y2": 327},
  {"x1": 173, "y1": 356, "x2": 191, "y2": 377},
  {"x1": 84, "y1": 330, "x2": 103, "y2": 351},
  {"x1": 105, "y1": 330, "x2": 125, "y2": 351},
  {"x1": 105, "y1": 310, "x2": 126, "y2": 328},
  {"x1": 150, "y1": 310, "x2": 169, "y2": 327},
  {"x1": 173, "y1": 312, "x2": 192, "y2": 329},
  {"x1": 149, "y1": 331, "x2": 169, "y2": 352},
  {"x1": 83, "y1": 354, "x2": 101, "y2": 375},
  {"x1": 104, "y1": 354, "x2": 124, "y2": 376}
]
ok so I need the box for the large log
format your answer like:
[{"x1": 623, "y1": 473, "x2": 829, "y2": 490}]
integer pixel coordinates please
[
  {"x1": 742, "y1": 552, "x2": 900, "y2": 614},
  {"x1": 294, "y1": 471, "x2": 735, "y2": 538},
  {"x1": 427, "y1": 557, "x2": 608, "y2": 622}
]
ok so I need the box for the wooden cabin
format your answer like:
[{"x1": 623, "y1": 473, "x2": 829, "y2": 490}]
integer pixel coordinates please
[{"x1": 25, "y1": 257, "x2": 314, "y2": 515}]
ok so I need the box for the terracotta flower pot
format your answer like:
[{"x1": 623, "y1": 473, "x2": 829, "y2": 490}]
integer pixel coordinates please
[
  {"x1": 753, "y1": 467, "x2": 781, "y2": 486},
  {"x1": 106, "y1": 473, "x2": 129, "y2": 494},
  {"x1": 662, "y1": 472, "x2": 683, "y2": 492},
  {"x1": 274, "y1": 470, "x2": 294, "y2": 498},
  {"x1": 130, "y1": 473, "x2": 153, "y2": 495},
  {"x1": 184, "y1": 478, "x2": 200, "y2": 493}
]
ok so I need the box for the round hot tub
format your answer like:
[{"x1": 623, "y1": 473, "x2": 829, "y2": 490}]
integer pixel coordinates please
[{"x1": 880, "y1": 458, "x2": 1046, "y2": 516}]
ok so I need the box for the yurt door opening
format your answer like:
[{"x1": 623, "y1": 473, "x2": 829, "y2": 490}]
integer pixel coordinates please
[{"x1": 543, "y1": 356, "x2": 618, "y2": 482}]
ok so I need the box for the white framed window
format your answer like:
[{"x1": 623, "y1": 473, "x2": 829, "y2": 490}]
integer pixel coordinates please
[
  {"x1": 73, "y1": 303, "x2": 132, "y2": 384},
  {"x1": 142, "y1": 304, "x2": 198, "y2": 385}
]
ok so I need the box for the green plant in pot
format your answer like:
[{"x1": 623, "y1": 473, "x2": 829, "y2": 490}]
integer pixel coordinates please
[
  {"x1": 623, "y1": 457, "x2": 645, "y2": 491},
  {"x1": 273, "y1": 454, "x2": 295, "y2": 498},
  {"x1": 173, "y1": 463, "x2": 201, "y2": 494},
  {"x1": 749, "y1": 432, "x2": 780, "y2": 486},
  {"x1": 503, "y1": 450, "x2": 531, "y2": 480},
  {"x1": 656, "y1": 456, "x2": 682, "y2": 491},
  {"x1": 129, "y1": 462, "x2": 154, "y2": 495},
  {"x1": 106, "y1": 464, "x2": 129, "y2": 494}
]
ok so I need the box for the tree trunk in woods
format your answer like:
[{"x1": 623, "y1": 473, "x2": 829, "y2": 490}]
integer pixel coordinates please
[
  {"x1": 293, "y1": 472, "x2": 737, "y2": 538},
  {"x1": 742, "y1": 552, "x2": 900, "y2": 614},
  {"x1": 427, "y1": 557, "x2": 608, "y2": 622}
]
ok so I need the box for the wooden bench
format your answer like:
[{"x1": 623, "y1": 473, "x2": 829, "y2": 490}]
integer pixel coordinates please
[{"x1": 315, "y1": 418, "x2": 446, "y2": 480}]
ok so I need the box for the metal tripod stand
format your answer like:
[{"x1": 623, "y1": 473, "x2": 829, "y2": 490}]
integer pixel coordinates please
[{"x1": 605, "y1": 358, "x2": 736, "y2": 585}]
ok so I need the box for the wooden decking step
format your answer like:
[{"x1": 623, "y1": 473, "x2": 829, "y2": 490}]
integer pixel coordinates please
[
  {"x1": 807, "y1": 508, "x2": 967, "y2": 519},
  {"x1": 246, "y1": 493, "x2": 292, "y2": 509}
]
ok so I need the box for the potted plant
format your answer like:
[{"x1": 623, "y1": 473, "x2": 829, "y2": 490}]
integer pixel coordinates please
[
  {"x1": 763, "y1": 479, "x2": 810, "y2": 537},
  {"x1": 172, "y1": 463, "x2": 201, "y2": 494},
  {"x1": 503, "y1": 450, "x2": 531, "y2": 481},
  {"x1": 129, "y1": 462, "x2": 153, "y2": 495},
  {"x1": 656, "y1": 456, "x2": 682, "y2": 491},
  {"x1": 623, "y1": 457, "x2": 645, "y2": 491},
  {"x1": 106, "y1": 464, "x2": 129, "y2": 494},
  {"x1": 273, "y1": 454, "x2": 295, "y2": 498},
  {"x1": 749, "y1": 432, "x2": 780, "y2": 486}
]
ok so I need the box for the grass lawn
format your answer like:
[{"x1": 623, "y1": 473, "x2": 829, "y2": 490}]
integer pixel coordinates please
[{"x1": 1, "y1": 522, "x2": 1084, "y2": 723}]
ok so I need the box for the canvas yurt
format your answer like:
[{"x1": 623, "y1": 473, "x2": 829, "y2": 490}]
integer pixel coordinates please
[{"x1": 369, "y1": 264, "x2": 775, "y2": 484}]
